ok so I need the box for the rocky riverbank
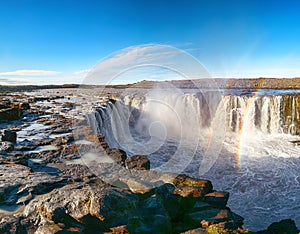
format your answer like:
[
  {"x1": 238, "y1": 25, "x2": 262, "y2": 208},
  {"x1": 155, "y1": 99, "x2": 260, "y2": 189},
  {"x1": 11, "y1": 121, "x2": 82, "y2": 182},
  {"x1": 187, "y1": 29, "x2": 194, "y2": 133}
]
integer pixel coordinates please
[{"x1": 0, "y1": 88, "x2": 299, "y2": 234}]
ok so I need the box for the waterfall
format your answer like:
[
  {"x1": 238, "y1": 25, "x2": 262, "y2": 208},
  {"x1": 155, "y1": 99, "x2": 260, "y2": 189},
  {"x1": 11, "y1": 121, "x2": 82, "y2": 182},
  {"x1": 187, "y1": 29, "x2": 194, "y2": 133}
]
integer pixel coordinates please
[
  {"x1": 224, "y1": 95, "x2": 285, "y2": 134},
  {"x1": 92, "y1": 93, "x2": 300, "y2": 149}
]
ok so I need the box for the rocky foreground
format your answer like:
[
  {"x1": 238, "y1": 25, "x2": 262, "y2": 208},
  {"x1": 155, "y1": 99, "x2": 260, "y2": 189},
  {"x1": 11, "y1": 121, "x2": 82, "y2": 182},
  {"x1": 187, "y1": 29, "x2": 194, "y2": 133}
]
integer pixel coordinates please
[{"x1": 0, "y1": 89, "x2": 299, "y2": 234}]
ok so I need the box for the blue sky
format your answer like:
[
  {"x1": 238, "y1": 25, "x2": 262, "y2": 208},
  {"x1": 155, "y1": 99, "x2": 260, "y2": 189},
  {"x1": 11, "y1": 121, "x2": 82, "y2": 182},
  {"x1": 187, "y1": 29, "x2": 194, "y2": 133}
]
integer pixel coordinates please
[{"x1": 0, "y1": 0, "x2": 300, "y2": 85}]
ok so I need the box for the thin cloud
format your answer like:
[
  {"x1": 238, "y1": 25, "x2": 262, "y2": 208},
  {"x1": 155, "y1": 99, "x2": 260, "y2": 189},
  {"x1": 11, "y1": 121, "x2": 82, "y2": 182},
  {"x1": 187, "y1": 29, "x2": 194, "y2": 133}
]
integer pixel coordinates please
[
  {"x1": 0, "y1": 77, "x2": 31, "y2": 85},
  {"x1": 0, "y1": 69, "x2": 61, "y2": 76},
  {"x1": 84, "y1": 44, "x2": 210, "y2": 85},
  {"x1": 73, "y1": 69, "x2": 91, "y2": 76}
]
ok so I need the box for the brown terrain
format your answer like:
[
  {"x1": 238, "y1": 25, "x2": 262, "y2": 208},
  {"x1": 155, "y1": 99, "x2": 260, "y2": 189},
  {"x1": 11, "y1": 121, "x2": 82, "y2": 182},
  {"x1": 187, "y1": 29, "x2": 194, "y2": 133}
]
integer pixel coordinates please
[{"x1": 1, "y1": 78, "x2": 300, "y2": 91}]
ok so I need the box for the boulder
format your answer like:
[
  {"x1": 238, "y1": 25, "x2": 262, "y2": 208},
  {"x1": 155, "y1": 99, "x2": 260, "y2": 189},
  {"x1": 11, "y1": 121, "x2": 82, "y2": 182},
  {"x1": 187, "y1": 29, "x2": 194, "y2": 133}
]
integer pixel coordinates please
[
  {"x1": 0, "y1": 141, "x2": 14, "y2": 152},
  {"x1": 100, "y1": 141, "x2": 110, "y2": 150},
  {"x1": 174, "y1": 185, "x2": 208, "y2": 198},
  {"x1": 0, "y1": 101, "x2": 10, "y2": 109},
  {"x1": 104, "y1": 225, "x2": 129, "y2": 234},
  {"x1": 14, "y1": 139, "x2": 36, "y2": 151},
  {"x1": 51, "y1": 126, "x2": 72, "y2": 134},
  {"x1": 258, "y1": 219, "x2": 300, "y2": 234},
  {"x1": 188, "y1": 208, "x2": 243, "y2": 230},
  {"x1": 173, "y1": 175, "x2": 213, "y2": 197},
  {"x1": 127, "y1": 194, "x2": 171, "y2": 234},
  {"x1": 0, "y1": 108, "x2": 21, "y2": 121},
  {"x1": 51, "y1": 135, "x2": 73, "y2": 146},
  {"x1": 1, "y1": 129, "x2": 17, "y2": 143},
  {"x1": 107, "y1": 148, "x2": 127, "y2": 166},
  {"x1": 23, "y1": 181, "x2": 139, "y2": 231},
  {"x1": 204, "y1": 191, "x2": 229, "y2": 207},
  {"x1": 0, "y1": 164, "x2": 68, "y2": 206},
  {"x1": 119, "y1": 178, "x2": 153, "y2": 194},
  {"x1": 125, "y1": 155, "x2": 150, "y2": 170},
  {"x1": 84, "y1": 134, "x2": 106, "y2": 143},
  {"x1": 19, "y1": 102, "x2": 30, "y2": 110},
  {"x1": 181, "y1": 228, "x2": 209, "y2": 234}
]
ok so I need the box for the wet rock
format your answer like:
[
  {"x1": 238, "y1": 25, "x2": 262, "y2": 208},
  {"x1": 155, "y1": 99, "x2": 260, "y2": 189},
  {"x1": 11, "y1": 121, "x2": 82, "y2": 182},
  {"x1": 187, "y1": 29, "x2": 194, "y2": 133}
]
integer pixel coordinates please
[
  {"x1": 0, "y1": 152, "x2": 29, "y2": 165},
  {"x1": 33, "y1": 96, "x2": 50, "y2": 102},
  {"x1": 64, "y1": 102, "x2": 75, "y2": 108},
  {"x1": 73, "y1": 126, "x2": 94, "y2": 139},
  {"x1": 104, "y1": 225, "x2": 129, "y2": 234},
  {"x1": 125, "y1": 155, "x2": 150, "y2": 170},
  {"x1": 188, "y1": 208, "x2": 243, "y2": 230},
  {"x1": 204, "y1": 191, "x2": 229, "y2": 207},
  {"x1": 51, "y1": 126, "x2": 72, "y2": 134},
  {"x1": 181, "y1": 228, "x2": 209, "y2": 234},
  {"x1": 52, "y1": 135, "x2": 74, "y2": 146},
  {"x1": 119, "y1": 178, "x2": 154, "y2": 194},
  {"x1": 107, "y1": 148, "x2": 127, "y2": 166},
  {"x1": 34, "y1": 138, "x2": 53, "y2": 146},
  {"x1": 19, "y1": 102, "x2": 30, "y2": 110},
  {"x1": 174, "y1": 185, "x2": 206, "y2": 198},
  {"x1": 33, "y1": 223, "x2": 63, "y2": 234},
  {"x1": 127, "y1": 195, "x2": 171, "y2": 234},
  {"x1": 15, "y1": 139, "x2": 36, "y2": 151},
  {"x1": 0, "y1": 107, "x2": 21, "y2": 121},
  {"x1": 128, "y1": 214, "x2": 171, "y2": 234},
  {"x1": 84, "y1": 134, "x2": 106, "y2": 144},
  {"x1": 36, "y1": 117, "x2": 56, "y2": 125},
  {"x1": 1, "y1": 130, "x2": 17, "y2": 143},
  {"x1": 0, "y1": 100, "x2": 10, "y2": 109},
  {"x1": 100, "y1": 189, "x2": 139, "y2": 227},
  {"x1": 52, "y1": 207, "x2": 85, "y2": 230},
  {"x1": 0, "y1": 141, "x2": 14, "y2": 152},
  {"x1": 257, "y1": 218, "x2": 299, "y2": 234},
  {"x1": 0, "y1": 215, "x2": 23, "y2": 234},
  {"x1": 173, "y1": 175, "x2": 213, "y2": 198},
  {"x1": 23, "y1": 181, "x2": 138, "y2": 229},
  {"x1": 155, "y1": 183, "x2": 176, "y2": 197},
  {"x1": 0, "y1": 164, "x2": 68, "y2": 206},
  {"x1": 59, "y1": 144, "x2": 80, "y2": 160},
  {"x1": 100, "y1": 141, "x2": 109, "y2": 150},
  {"x1": 174, "y1": 175, "x2": 213, "y2": 190},
  {"x1": 60, "y1": 164, "x2": 95, "y2": 181}
]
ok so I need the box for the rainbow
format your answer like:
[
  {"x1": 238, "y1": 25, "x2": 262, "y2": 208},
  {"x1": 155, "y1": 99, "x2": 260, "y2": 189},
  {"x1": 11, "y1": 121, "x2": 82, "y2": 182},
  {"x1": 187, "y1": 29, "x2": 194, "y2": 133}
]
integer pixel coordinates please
[{"x1": 232, "y1": 78, "x2": 267, "y2": 170}]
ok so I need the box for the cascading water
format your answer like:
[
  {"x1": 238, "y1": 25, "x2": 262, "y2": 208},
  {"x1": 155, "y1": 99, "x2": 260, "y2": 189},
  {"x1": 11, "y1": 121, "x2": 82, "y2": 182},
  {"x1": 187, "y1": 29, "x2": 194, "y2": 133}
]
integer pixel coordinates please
[
  {"x1": 89, "y1": 89, "x2": 300, "y2": 231},
  {"x1": 223, "y1": 95, "x2": 285, "y2": 134}
]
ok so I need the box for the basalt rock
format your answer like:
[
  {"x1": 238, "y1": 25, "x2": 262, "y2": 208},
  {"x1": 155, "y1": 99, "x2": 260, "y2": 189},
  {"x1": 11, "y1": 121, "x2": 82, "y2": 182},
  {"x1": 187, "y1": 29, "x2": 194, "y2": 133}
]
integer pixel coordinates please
[
  {"x1": 0, "y1": 164, "x2": 68, "y2": 206},
  {"x1": 1, "y1": 129, "x2": 17, "y2": 143},
  {"x1": 0, "y1": 141, "x2": 14, "y2": 152},
  {"x1": 51, "y1": 135, "x2": 74, "y2": 146},
  {"x1": 14, "y1": 139, "x2": 36, "y2": 151},
  {"x1": 19, "y1": 102, "x2": 30, "y2": 110},
  {"x1": 204, "y1": 191, "x2": 230, "y2": 207},
  {"x1": 257, "y1": 218, "x2": 299, "y2": 234},
  {"x1": 125, "y1": 155, "x2": 150, "y2": 170},
  {"x1": 174, "y1": 185, "x2": 207, "y2": 198},
  {"x1": 0, "y1": 107, "x2": 22, "y2": 121},
  {"x1": 181, "y1": 228, "x2": 209, "y2": 234},
  {"x1": 107, "y1": 148, "x2": 127, "y2": 166},
  {"x1": 51, "y1": 126, "x2": 72, "y2": 134},
  {"x1": 173, "y1": 174, "x2": 213, "y2": 198},
  {"x1": 84, "y1": 134, "x2": 106, "y2": 144},
  {"x1": 23, "y1": 181, "x2": 139, "y2": 233}
]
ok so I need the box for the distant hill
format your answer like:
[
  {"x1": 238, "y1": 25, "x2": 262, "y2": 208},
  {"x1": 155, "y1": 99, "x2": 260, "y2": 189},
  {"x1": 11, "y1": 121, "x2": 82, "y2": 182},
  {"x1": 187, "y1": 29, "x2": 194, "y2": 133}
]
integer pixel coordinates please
[
  {"x1": 0, "y1": 84, "x2": 79, "y2": 93},
  {"x1": 1, "y1": 78, "x2": 300, "y2": 92},
  {"x1": 129, "y1": 78, "x2": 300, "y2": 89}
]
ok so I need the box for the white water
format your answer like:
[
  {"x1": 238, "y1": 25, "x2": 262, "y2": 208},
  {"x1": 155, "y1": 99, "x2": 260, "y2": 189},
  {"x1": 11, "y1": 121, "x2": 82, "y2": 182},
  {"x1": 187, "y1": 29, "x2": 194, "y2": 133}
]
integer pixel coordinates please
[{"x1": 90, "y1": 90, "x2": 300, "y2": 231}]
